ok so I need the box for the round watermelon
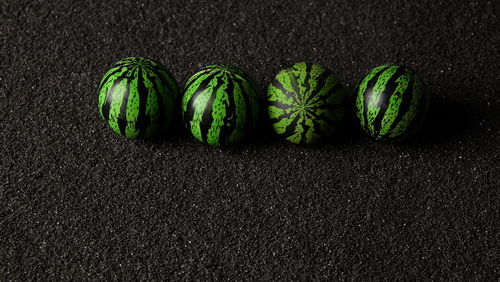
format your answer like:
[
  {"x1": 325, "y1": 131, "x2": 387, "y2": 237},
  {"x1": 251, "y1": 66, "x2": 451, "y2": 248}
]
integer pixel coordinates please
[
  {"x1": 97, "y1": 57, "x2": 179, "y2": 139},
  {"x1": 181, "y1": 65, "x2": 260, "y2": 146},
  {"x1": 266, "y1": 62, "x2": 348, "y2": 144},
  {"x1": 355, "y1": 65, "x2": 429, "y2": 141}
]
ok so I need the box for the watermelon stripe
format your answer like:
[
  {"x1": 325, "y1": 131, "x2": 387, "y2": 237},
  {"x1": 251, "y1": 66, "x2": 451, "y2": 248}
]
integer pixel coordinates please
[
  {"x1": 300, "y1": 118, "x2": 312, "y2": 143},
  {"x1": 355, "y1": 65, "x2": 428, "y2": 141},
  {"x1": 365, "y1": 66, "x2": 399, "y2": 132},
  {"x1": 150, "y1": 76, "x2": 166, "y2": 135},
  {"x1": 182, "y1": 65, "x2": 260, "y2": 146},
  {"x1": 268, "y1": 107, "x2": 292, "y2": 124},
  {"x1": 98, "y1": 57, "x2": 179, "y2": 139},
  {"x1": 355, "y1": 65, "x2": 388, "y2": 129},
  {"x1": 117, "y1": 79, "x2": 131, "y2": 135},
  {"x1": 108, "y1": 79, "x2": 128, "y2": 135},
  {"x1": 371, "y1": 66, "x2": 407, "y2": 136},
  {"x1": 304, "y1": 68, "x2": 331, "y2": 105},
  {"x1": 218, "y1": 74, "x2": 236, "y2": 145},
  {"x1": 142, "y1": 76, "x2": 159, "y2": 138},
  {"x1": 266, "y1": 62, "x2": 348, "y2": 144},
  {"x1": 211, "y1": 76, "x2": 235, "y2": 144},
  {"x1": 311, "y1": 83, "x2": 343, "y2": 107},
  {"x1": 270, "y1": 79, "x2": 297, "y2": 105},
  {"x1": 183, "y1": 69, "x2": 214, "y2": 93},
  {"x1": 131, "y1": 68, "x2": 144, "y2": 137},
  {"x1": 267, "y1": 100, "x2": 293, "y2": 122},
  {"x1": 199, "y1": 77, "x2": 223, "y2": 143},
  {"x1": 279, "y1": 111, "x2": 301, "y2": 139},
  {"x1": 288, "y1": 70, "x2": 302, "y2": 99},
  {"x1": 149, "y1": 73, "x2": 167, "y2": 137},
  {"x1": 101, "y1": 74, "x2": 129, "y2": 122},
  {"x1": 270, "y1": 94, "x2": 345, "y2": 125},
  {"x1": 386, "y1": 76, "x2": 415, "y2": 135},
  {"x1": 388, "y1": 77, "x2": 419, "y2": 137},
  {"x1": 240, "y1": 80, "x2": 254, "y2": 142},
  {"x1": 156, "y1": 68, "x2": 179, "y2": 99},
  {"x1": 307, "y1": 109, "x2": 335, "y2": 124},
  {"x1": 230, "y1": 74, "x2": 255, "y2": 140},
  {"x1": 301, "y1": 63, "x2": 312, "y2": 94},
  {"x1": 99, "y1": 66, "x2": 123, "y2": 89},
  {"x1": 183, "y1": 72, "x2": 221, "y2": 122},
  {"x1": 379, "y1": 72, "x2": 410, "y2": 136},
  {"x1": 361, "y1": 66, "x2": 392, "y2": 130},
  {"x1": 136, "y1": 68, "x2": 151, "y2": 138},
  {"x1": 99, "y1": 67, "x2": 128, "y2": 113}
]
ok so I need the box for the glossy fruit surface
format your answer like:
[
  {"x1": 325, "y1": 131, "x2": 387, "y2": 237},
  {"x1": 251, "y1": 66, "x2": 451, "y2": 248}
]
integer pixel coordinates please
[{"x1": 98, "y1": 57, "x2": 179, "y2": 138}]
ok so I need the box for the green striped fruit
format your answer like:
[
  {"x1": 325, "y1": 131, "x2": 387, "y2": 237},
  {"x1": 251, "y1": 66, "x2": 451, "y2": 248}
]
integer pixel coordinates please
[
  {"x1": 266, "y1": 62, "x2": 348, "y2": 144},
  {"x1": 355, "y1": 65, "x2": 429, "y2": 141},
  {"x1": 182, "y1": 65, "x2": 260, "y2": 146},
  {"x1": 98, "y1": 57, "x2": 179, "y2": 139}
]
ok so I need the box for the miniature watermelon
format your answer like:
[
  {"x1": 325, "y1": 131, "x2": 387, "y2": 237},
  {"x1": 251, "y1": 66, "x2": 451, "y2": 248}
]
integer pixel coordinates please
[
  {"x1": 266, "y1": 62, "x2": 348, "y2": 144},
  {"x1": 355, "y1": 65, "x2": 429, "y2": 141},
  {"x1": 181, "y1": 65, "x2": 260, "y2": 146},
  {"x1": 98, "y1": 57, "x2": 179, "y2": 139}
]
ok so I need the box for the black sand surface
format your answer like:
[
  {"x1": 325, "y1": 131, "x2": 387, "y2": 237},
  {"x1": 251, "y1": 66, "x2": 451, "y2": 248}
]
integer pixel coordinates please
[{"x1": 1, "y1": 0, "x2": 499, "y2": 280}]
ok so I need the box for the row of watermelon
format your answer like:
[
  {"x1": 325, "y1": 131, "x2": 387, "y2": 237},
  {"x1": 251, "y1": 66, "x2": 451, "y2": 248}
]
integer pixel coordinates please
[{"x1": 98, "y1": 57, "x2": 429, "y2": 146}]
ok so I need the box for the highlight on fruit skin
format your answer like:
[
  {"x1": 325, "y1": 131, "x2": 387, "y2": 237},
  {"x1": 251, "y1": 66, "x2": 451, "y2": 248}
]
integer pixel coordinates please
[
  {"x1": 266, "y1": 62, "x2": 349, "y2": 145},
  {"x1": 355, "y1": 65, "x2": 429, "y2": 141},
  {"x1": 97, "y1": 57, "x2": 179, "y2": 139},
  {"x1": 181, "y1": 64, "x2": 261, "y2": 147}
]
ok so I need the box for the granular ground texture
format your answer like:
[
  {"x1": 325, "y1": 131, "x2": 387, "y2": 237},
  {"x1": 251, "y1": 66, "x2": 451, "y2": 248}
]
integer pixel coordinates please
[{"x1": 1, "y1": 0, "x2": 499, "y2": 280}]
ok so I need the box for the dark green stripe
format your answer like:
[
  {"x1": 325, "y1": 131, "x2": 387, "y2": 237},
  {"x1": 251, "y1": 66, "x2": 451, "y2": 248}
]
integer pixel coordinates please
[
  {"x1": 117, "y1": 79, "x2": 131, "y2": 135},
  {"x1": 311, "y1": 83, "x2": 343, "y2": 106},
  {"x1": 386, "y1": 76, "x2": 416, "y2": 136},
  {"x1": 271, "y1": 79, "x2": 297, "y2": 105},
  {"x1": 101, "y1": 74, "x2": 129, "y2": 122},
  {"x1": 287, "y1": 70, "x2": 301, "y2": 101},
  {"x1": 362, "y1": 66, "x2": 392, "y2": 130},
  {"x1": 218, "y1": 74, "x2": 236, "y2": 145},
  {"x1": 199, "y1": 76, "x2": 223, "y2": 143},
  {"x1": 304, "y1": 68, "x2": 330, "y2": 105},
  {"x1": 372, "y1": 66, "x2": 407, "y2": 137},
  {"x1": 183, "y1": 69, "x2": 213, "y2": 92},
  {"x1": 150, "y1": 72, "x2": 167, "y2": 135},
  {"x1": 302, "y1": 63, "x2": 312, "y2": 96},
  {"x1": 278, "y1": 111, "x2": 301, "y2": 139},
  {"x1": 231, "y1": 74, "x2": 255, "y2": 140},
  {"x1": 99, "y1": 66, "x2": 124, "y2": 90},
  {"x1": 135, "y1": 68, "x2": 149, "y2": 138},
  {"x1": 183, "y1": 72, "x2": 220, "y2": 124}
]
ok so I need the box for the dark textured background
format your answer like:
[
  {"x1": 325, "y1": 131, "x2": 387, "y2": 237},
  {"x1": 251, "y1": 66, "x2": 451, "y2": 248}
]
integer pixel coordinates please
[{"x1": 1, "y1": 0, "x2": 499, "y2": 280}]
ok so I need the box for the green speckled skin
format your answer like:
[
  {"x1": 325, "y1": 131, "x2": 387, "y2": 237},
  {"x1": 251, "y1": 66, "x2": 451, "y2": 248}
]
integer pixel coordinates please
[
  {"x1": 266, "y1": 62, "x2": 348, "y2": 144},
  {"x1": 181, "y1": 65, "x2": 260, "y2": 146},
  {"x1": 355, "y1": 65, "x2": 429, "y2": 141},
  {"x1": 98, "y1": 57, "x2": 179, "y2": 139}
]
